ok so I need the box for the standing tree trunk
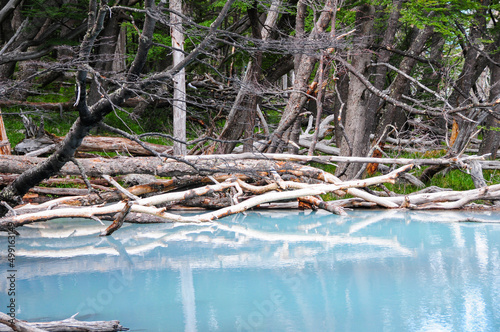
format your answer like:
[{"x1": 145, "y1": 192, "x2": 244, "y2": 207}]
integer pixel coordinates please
[
  {"x1": 171, "y1": 0, "x2": 187, "y2": 155},
  {"x1": 88, "y1": 8, "x2": 122, "y2": 105},
  {"x1": 445, "y1": 2, "x2": 490, "y2": 157},
  {"x1": 286, "y1": 0, "x2": 307, "y2": 154},
  {"x1": 363, "y1": 0, "x2": 403, "y2": 138},
  {"x1": 336, "y1": 4, "x2": 375, "y2": 179},
  {"x1": 479, "y1": 49, "x2": 500, "y2": 158},
  {"x1": 374, "y1": 23, "x2": 434, "y2": 140}
]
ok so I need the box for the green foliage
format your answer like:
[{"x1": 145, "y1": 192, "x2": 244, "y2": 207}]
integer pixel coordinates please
[
  {"x1": 209, "y1": 0, "x2": 252, "y2": 12},
  {"x1": 399, "y1": 0, "x2": 486, "y2": 37},
  {"x1": 485, "y1": 170, "x2": 500, "y2": 185},
  {"x1": 22, "y1": 0, "x2": 89, "y2": 22},
  {"x1": 3, "y1": 108, "x2": 78, "y2": 148},
  {"x1": 479, "y1": 125, "x2": 500, "y2": 133},
  {"x1": 150, "y1": 30, "x2": 172, "y2": 63}
]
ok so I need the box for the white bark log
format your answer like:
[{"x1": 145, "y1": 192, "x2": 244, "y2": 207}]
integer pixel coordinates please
[
  {"x1": 0, "y1": 311, "x2": 46, "y2": 332},
  {"x1": 171, "y1": 0, "x2": 186, "y2": 155},
  {"x1": 0, "y1": 312, "x2": 127, "y2": 331},
  {"x1": 384, "y1": 183, "x2": 500, "y2": 208},
  {"x1": 196, "y1": 165, "x2": 411, "y2": 221}
]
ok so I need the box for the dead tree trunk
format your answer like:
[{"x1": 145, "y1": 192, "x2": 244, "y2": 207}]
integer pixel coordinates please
[
  {"x1": 420, "y1": 2, "x2": 492, "y2": 183},
  {"x1": 479, "y1": 50, "x2": 500, "y2": 158},
  {"x1": 336, "y1": 4, "x2": 375, "y2": 179},
  {"x1": 171, "y1": 0, "x2": 187, "y2": 155}
]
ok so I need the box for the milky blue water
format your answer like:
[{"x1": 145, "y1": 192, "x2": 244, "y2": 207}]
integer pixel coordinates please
[{"x1": 1, "y1": 210, "x2": 500, "y2": 331}]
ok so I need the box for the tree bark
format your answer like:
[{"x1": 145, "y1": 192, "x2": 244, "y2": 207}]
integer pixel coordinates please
[
  {"x1": 479, "y1": 49, "x2": 500, "y2": 158},
  {"x1": 171, "y1": 0, "x2": 187, "y2": 155},
  {"x1": 361, "y1": 0, "x2": 403, "y2": 149},
  {"x1": 0, "y1": 0, "x2": 22, "y2": 25},
  {"x1": 446, "y1": 2, "x2": 490, "y2": 156},
  {"x1": 375, "y1": 23, "x2": 434, "y2": 139},
  {"x1": 336, "y1": 4, "x2": 375, "y2": 179},
  {"x1": 88, "y1": 7, "x2": 123, "y2": 105}
]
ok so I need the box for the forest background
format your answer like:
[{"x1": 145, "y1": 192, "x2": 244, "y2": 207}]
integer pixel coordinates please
[{"x1": 0, "y1": 0, "x2": 500, "y2": 226}]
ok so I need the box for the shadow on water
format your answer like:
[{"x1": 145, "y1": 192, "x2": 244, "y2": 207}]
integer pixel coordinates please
[{"x1": 1, "y1": 210, "x2": 500, "y2": 331}]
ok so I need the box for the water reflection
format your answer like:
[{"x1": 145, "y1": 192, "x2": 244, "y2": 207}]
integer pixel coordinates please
[{"x1": 0, "y1": 210, "x2": 499, "y2": 331}]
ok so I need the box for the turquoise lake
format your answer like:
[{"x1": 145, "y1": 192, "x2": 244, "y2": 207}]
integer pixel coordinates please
[{"x1": 1, "y1": 210, "x2": 500, "y2": 331}]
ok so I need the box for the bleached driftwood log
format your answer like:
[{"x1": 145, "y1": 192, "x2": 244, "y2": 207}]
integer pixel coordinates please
[
  {"x1": 0, "y1": 165, "x2": 413, "y2": 234},
  {"x1": 0, "y1": 312, "x2": 127, "y2": 332},
  {"x1": 386, "y1": 184, "x2": 500, "y2": 209},
  {"x1": 0, "y1": 312, "x2": 45, "y2": 332},
  {"x1": 327, "y1": 184, "x2": 500, "y2": 210}
]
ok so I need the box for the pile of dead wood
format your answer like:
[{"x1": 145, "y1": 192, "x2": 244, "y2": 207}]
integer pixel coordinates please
[{"x1": 1, "y1": 153, "x2": 499, "y2": 237}]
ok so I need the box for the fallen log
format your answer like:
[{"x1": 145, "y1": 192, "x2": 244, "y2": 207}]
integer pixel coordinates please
[
  {"x1": 0, "y1": 155, "x2": 334, "y2": 178},
  {"x1": 15, "y1": 135, "x2": 173, "y2": 157},
  {"x1": 0, "y1": 312, "x2": 128, "y2": 332},
  {"x1": 28, "y1": 186, "x2": 106, "y2": 196},
  {"x1": 393, "y1": 184, "x2": 500, "y2": 209},
  {"x1": 1, "y1": 154, "x2": 495, "y2": 179},
  {"x1": 0, "y1": 174, "x2": 111, "y2": 187},
  {"x1": 298, "y1": 196, "x2": 348, "y2": 216}
]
